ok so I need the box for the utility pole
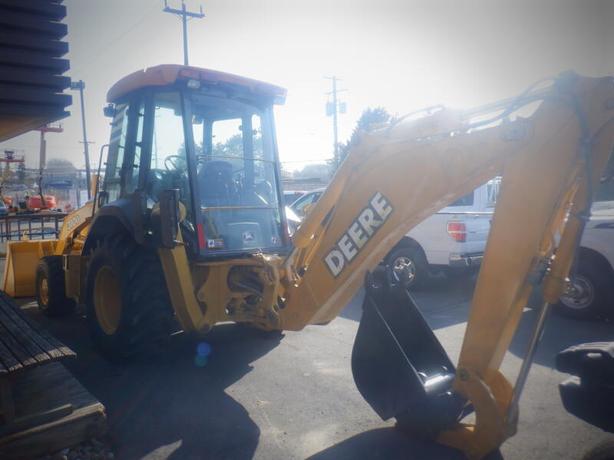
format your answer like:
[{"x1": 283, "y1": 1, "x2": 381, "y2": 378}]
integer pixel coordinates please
[
  {"x1": 163, "y1": 1, "x2": 205, "y2": 66},
  {"x1": 325, "y1": 76, "x2": 347, "y2": 169},
  {"x1": 70, "y1": 80, "x2": 93, "y2": 199},
  {"x1": 36, "y1": 124, "x2": 63, "y2": 209}
]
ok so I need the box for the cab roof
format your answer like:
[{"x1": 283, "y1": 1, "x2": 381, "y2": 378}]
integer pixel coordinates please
[{"x1": 107, "y1": 64, "x2": 287, "y2": 104}]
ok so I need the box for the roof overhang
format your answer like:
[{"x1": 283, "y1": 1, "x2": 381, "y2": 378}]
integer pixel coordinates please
[{"x1": 107, "y1": 64, "x2": 287, "y2": 105}]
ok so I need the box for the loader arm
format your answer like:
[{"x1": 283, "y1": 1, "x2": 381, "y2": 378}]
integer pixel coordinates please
[{"x1": 278, "y1": 73, "x2": 614, "y2": 457}]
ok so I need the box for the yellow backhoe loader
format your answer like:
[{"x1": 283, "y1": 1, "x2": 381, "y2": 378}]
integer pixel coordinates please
[{"x1": 3, "y1": 65, "x2": 614, "y2": 458}]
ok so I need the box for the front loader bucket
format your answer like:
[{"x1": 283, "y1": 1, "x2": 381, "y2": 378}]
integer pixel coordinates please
[
  {"x1": 2, "y1": 240, "x2": 56, "y2": 297},
  {"x1": 351, "y1": 270, "x2": 467, "y2": 435}
]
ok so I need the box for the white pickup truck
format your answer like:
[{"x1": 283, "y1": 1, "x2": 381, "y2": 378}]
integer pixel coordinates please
[
  {"x1": 385, "y1": 179, "x2": 499, "y2": 288},
  {"x1": 289, "y1": 179, "x2": 500, "y2": 288},
  {"x1": 556, "y1": 200, "x2": 614, "y2": 320}
]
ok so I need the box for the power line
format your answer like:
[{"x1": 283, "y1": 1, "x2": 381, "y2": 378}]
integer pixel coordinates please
[
  {"x1": 69, "y1": 3, "x2": 159, "y2": 77},
  {"x1": 163, "y1": 1, "x2": 205, "y2": 66},
  {"x1": 324, "y1": 76, "x2": 347, "y2": 169}
]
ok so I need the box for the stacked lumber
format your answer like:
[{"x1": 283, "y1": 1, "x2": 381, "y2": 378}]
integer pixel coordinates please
[{"x1": 0, "y1": 0, "x2": 71, "y2": 142}]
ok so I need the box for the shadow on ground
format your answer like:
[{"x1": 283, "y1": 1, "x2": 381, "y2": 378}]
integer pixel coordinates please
[
  {"x1": 307, "y1": 426, "x2": 505, "y2": 460},
  {"x1": 509, "y1": 306, "x2": 614, "y2": 368},
  {"x1": 339, "y1": 272, "x2": 477, "y2": 330},
  {"x1": 21, "y1": 302, "x2": 282, "y2": 460},
  {"x1": 339, "y1": 270, "x2": 614, "y2": 371}
]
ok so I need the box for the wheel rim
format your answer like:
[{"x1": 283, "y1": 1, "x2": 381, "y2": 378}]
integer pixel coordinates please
[
  {"x1": 392, "y1": 256, "x2": 416, "y2": 285},
  {"x1": 560, "y1": 275, "x2": 595, "y2": 310},
  {"x1": 39, "y1": 276, "x2": 49, "y2": 308},
  {"x1": 94, "y1": 265, "x2": 122, "y2": 335}
]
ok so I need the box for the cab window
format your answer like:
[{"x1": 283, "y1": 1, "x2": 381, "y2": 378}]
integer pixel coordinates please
[
  {"x1": 449, "y1": 192, "x2": 474, "y2": 207},
  {"x1": 104, "y1": 103, "x2": 128, "y2": 202},
  {"x1": 292, "y1": 191, "x2": 322, "y2": 217},
  {"x1": 146, "y1": 92, "x2": 192, "y2": 220},
  {"x1": 191, "y1": 95, "x2": 284, "y2": 253}
]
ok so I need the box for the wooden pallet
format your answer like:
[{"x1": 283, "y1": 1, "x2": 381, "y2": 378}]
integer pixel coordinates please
[
  {"x1": 0, "y1": 362, "x2": 106, "y2": 459},
  {"x1": 0, "y1": 292, "x2": 106, "y2": 458},
  {"x1": 0, "y1": 290, "x2": 75, "y2": 424}
]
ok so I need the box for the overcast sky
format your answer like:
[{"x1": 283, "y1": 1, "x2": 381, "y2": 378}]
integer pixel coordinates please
[{"x1": 1, "y1": 0, "x2": 613, "y2": 171}]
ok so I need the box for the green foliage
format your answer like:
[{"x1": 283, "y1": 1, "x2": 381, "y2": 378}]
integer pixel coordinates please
[
  {"x1": 331, "y1": 107, "x2": 393, "y2": 173},
  {"x1": 45, "y1": 158, "x2": 77, "y2": 173},
  {"x1": 293, "y1": 163, "x2": 330, "y2": 180},
  {"x1": 213, "y1": 133, "x2": 243, "y2": 158}
]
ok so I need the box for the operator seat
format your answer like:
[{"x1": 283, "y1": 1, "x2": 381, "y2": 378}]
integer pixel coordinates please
[{"x1": 198, "y1": 160, "x2": 236, "y2": 206}]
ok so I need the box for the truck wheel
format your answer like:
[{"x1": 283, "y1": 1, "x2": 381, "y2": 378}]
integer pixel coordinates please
[
  {"x1": 85, "y1": 234, "x2": 173, "y2": 359},
  {"x1": 36, "y1": 256, "x2": 75, "y2": 317},
  {"x1": 385, "y1": 246, "x2": 429, "y2": 289},
  {"x1": 556, "y1": 251, "x2": 614, "y2": 320}
]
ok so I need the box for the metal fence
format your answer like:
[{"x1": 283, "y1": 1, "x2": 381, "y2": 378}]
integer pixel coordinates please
[{"x1": 0, "y1": 213, "x2": 66, "y2": 242}]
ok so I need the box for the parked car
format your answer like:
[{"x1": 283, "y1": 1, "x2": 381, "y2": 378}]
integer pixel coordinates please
[
  {"x1": 385, "y1": 179, "x2": 499, "y2": 287},
  {"x1": 283, "y1": 190, "x2": 307, "y2": 206},
  {"x1": 556, "y1": 200, "x2": 614, "y2": 320},
  {"x1": 285, "y1": 206, "x2": 302, "y2": 236},
  {"x1": 290, "y1": 188, "x2": 324, "y2": 217},
  {"x1": 289, "y1": 179, "x2": 500, "y2": 288}
]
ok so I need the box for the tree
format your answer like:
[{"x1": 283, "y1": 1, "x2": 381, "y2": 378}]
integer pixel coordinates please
[
  {"x1": 293, "y1": 163, "x2": 330, "y2": 180},
  {"x1": 212, "y1": 133, "x2": 243, "y2": 158},
  {"x1": 332, "y1": 107, "x2": 393, "y2": 173},
  {"x1": 45, "y1": 158, "x2": 77, "y2": 174}
]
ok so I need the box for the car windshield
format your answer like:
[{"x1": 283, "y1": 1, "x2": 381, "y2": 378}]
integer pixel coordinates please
[{"x1": 190, "y1": 94, "x2": 284, "y2": 253}]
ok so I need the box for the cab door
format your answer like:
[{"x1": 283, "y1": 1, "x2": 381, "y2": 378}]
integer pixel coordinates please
[{"x1": 103, "y1": 94, "x2": 149, "y2": 201}]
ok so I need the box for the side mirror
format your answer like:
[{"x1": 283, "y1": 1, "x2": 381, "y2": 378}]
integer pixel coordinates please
[
  {"x1": 103, "y1": 104, "x2": 116, "y2": 118},
  {"x1": 97, "y1": 190, "x2": 108, "y2": 208},
  {"x1": 159, "y1": 189, "x2": 180, "y2": 248}
]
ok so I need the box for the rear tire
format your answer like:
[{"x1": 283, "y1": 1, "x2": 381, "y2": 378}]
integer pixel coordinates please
[
  {"x1": 85, "y1": 234, "x2": 173, "y2": 359},
  {"x1": 385, "y1": 246, "x2": 429, "y2": 289},
  {"x1": 556, "y1": 251, "x2": 614, "y2": 320},
  {"x1": 35, "y1": 256, "x2": 75, "y2": 317}
]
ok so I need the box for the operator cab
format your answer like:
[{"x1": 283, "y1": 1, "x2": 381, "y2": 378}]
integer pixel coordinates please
[{"x1": 101, "y1": 65, "x2": 289, "y2": 258}]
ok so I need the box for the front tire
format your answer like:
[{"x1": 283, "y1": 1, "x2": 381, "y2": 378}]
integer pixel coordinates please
[
  {"x1": 85, "y1": 234, "x2": 173, "y2": 359},
  {"x1": 36, "y1": 256, "x2": 75, "y2": 317},
  {"x1": 556, "y1": 251, "x2": 614, "y2": 320},
  {"x1": 385, "y1": 246, "x2": 429, "y2": 289}
]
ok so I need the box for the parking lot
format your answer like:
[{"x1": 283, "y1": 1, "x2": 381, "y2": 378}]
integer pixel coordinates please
[{"x1": 15, "y1": 273, "x2": 614, "y2": 460}]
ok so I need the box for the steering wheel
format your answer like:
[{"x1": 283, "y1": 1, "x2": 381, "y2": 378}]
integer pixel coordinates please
[{"x1": 164, "y1": 155, "x2": 187, "y2": 172}]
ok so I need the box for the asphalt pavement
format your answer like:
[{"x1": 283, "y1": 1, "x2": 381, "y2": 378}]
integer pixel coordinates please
[{"x1": 17, "y1": 273, "x2": 614, "y2": 460}]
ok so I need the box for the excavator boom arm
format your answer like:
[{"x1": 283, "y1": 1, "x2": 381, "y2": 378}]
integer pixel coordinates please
[
  {"x1": 278, "y1": 73, "x2": 614, "y2": 458},
  {"x1": 281, "y1": 73, "x2": 614, "y2": 331}
]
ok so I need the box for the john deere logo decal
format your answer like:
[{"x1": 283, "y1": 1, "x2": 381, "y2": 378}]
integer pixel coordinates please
[{"x1": 324, "y1": 192, "x2": 393, "y2": 277}]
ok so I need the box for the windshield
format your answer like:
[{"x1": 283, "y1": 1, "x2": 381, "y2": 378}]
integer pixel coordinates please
[{"x1": 190, "y1": 94, "x2": 285, "y2": 253}]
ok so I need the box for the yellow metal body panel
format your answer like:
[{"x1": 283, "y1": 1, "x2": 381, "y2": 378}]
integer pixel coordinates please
[
  {"x1": 2, "y1": 240, "x2": 56, "y2": 297},
  {"x1": 4, "y1": 69, "x2": 612, "y2": 459},
  {"x1": 54, "y1": 201, "x2": 94, "y2": 256},
  {"x1": 159, "y1": 235, "x2": 285, "y2": 334},
  {"x1": 158, "y1": 242, "x2": 207, "y2": 333},
  {"x1": 1, "y1": 201, "x2": 93, "y2": 299},
  {"x1": 274, "y1": 74, "x2": 614, "y2": 458},
  {"x1": 281, "y1": 75, "x2": 614, "y2": 333}
]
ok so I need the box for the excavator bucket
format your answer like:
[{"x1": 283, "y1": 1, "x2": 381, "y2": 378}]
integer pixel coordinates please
[
  {"x1": 352, "y1": 269, "x2": 467, "y2": 435},
  {"x1": 2, "y1": 240, "x2": 56, "y2": 297}
]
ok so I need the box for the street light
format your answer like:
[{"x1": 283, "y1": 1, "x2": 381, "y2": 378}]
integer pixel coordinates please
[{"x1": 70, "y1": 80, "x2": 92, "y2": 199}]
